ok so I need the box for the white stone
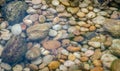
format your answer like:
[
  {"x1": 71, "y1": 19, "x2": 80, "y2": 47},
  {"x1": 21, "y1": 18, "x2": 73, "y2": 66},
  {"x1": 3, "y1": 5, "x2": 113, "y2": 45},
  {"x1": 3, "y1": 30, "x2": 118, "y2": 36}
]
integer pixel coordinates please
[
  {"x1": 32, "y1": 0, "x2": 41, "y2": 4},
  {"x1": 42, "y1": 50, "x2": 50, "y2": 55},
  {"x1": 13, "y1": 65, "x2": 23, "y2": 71},
  {"x1": 59, "y1": 65, "x2": 68, "y2": 71},
  {"x1": 86, "y1": 12, "x2": 96, "y2": 18},
  {"x1": 11, "y1": 24, "x2": 22, "y2": 35},
  {"x1": 101, "y1": 54, "x2": 118, "y2": 68},
  {"x1": 0, "y1": 63, "x2": 11, "y2": 70},
  {"x1": 31, "y1": 57, "x2": 42, "y2": 65},
  {"x1": 43, "y1": 55, "x2": 53, "y2": 64},
  {"x1": 49, "y1": 29, "x2": 58, "y2": 37},
  {"x1": 52, "y1": 24, "x2": 62, "y2": 31},
  {"x1": 23, "y1": 68, "x2": 30, "y2": 71},
  {"x1": 64, "y1": 60, "x2": 75, "y2": 67},
  {"x1": 88, "y1": 41, "x2": 101, "y2": 48},
  {"x1": 92, "y1": 16, "x2": 105, "y2": 25},
  {"x1": 85, "y1": 50, "x2": 94, "y2": 57},
  {"x1": 73, "y1": 52, "x2": 81, "y2": 58},
  {"x1": 52, "y1": 0, "x2": 60, "y2": 6},
  {"x1": 61, "y1": 49, "x2": 69, "y2": 56}
]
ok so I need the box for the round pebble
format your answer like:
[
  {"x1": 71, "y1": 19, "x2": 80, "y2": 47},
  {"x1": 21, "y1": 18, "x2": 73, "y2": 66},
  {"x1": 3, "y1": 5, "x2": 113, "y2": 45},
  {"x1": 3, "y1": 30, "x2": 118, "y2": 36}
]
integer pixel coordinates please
[{"x1": 11, "y1": 24, "x2": 22, "y2": 35}]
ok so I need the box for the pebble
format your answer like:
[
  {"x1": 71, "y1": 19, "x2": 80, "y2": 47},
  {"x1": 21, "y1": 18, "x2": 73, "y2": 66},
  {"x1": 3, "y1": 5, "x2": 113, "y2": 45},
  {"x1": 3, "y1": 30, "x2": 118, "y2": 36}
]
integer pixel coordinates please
[
  {"x1": 59, "y1": 0, "x2": 70, "y2": 6},
  {"x1": 27, "y1": 7, "x2": 37, "y2": 14},
  {"x1": 81, "y1": 8, "x2": 89, "y2": 13},
  {"x1": 62, "y1": 39, "x2": 70, "y2": 47},
  {"x1": 52, "y1": 0, "x2": 60, "y2": 6},
  {"x1": 31, "y1": 57, "x2": 42, "y2": 65},
  {"x1": 0, "y1": 63, "x2": 11, "y2": 70},
  {"x1": 73, "y1": 52, "x2": 81, "y2": 59},
  {"x1": 43, "y1": 40, "x2": 61, "y2": 50},
  {"x1": 64, "y1": 60, "x2": 75, "y2": 67},
  {"x1": 84, "y1": 63, "x2": 90, "y2": 70},
  {"x1": 0, "y1": 21, "x2": 8, "y2": 29},
  {"x1": 89, "y1": 26, "x2": 96, "y2": 31},
  {"x1": 85, "y1": 50, "x2": 94, "y2": 57},
  {"x1": 67, "y1": 46, "x2": 81, "y2": 52},
  {"x1": 92, "y1": 16, "x2": 105, "y2": 25},
  {"x1": 67, "y1": 7, "x2": 79, "y2": 14},
  {"x1": 86, "y1": 12, "x2": 96, "y2": 18},
  {"x1": 23, "y1": 68, "x2": 30, "y2": 71},
  {"x1": 88, "y1": 41, "x2": 101, "y2": 48},
  {"x1": 111, "y1": 59, "x2": 120, "y2": 71},
  {"x1": 77, "y1": 12, "x2": 86, "y2": 18},
  {"x1": 43, "y1": 55, "x2": 53, "y2": 64},
  {"x1": 68, "y1": 54, "x2": 76, "y2": 61},
  {"x1": 39, "y1": 15, "x2": 46, "y2": 23},
  {"x1": 101, "y1": 54, "x2": 118, "y2": 68},
  {"x1": 13, "y1": 65, "x2": 23, "y2": 71},
  {"x1": 32, "y1": 0, "x2": 41, "y2": 4},
  {"x1": 52, "y1": 24, "x2": 62, "y2": 31},
  {"x1": 0, "y1": 45, "x2": 3, "y2": 56},
  {"x1": 48, "y1": 61, "x2": 60, "y2": 70},
  {"x1": 26, "y1": 46, "x2": 41, "y2": 60},
  {"x1": 49, "y1": 29, "x2": 58, "y2": 37},
  {"x1": 56, "y1": 5, "x2": 65, "y2": 12},
  {"x1": 0, "y1": 29, "x2": 11, "y2": 40},
  {"x1": 79, "y1": 3, "x2": 88, "y2": 8},
  {"x1": 80, "y1": 56, "x2": 89, "y2": 62},
  {"x1": 93, "y1": 60, "x2": 102, "y2": 67},
  {"x1": 90, "y1": 67, "x2": 103, "y2": 71},
  {"x1": 61, "y1": 49, "x2": 69, "y2": 56},
  {"x1": 11, "y1": 24, "x2": 22, "y2": 35},
  {"x1": 29, "y1": 14, "x2": 39, "y2": 22},
  {"x1": 59, "y1": 65, "x2": 68, "y2": 71},
  {"x1": 29, "y1": 64, "x2": 38, "y2": 71},
  {"x1": 91, "y1": 49, "x2": 102, "y2": 60},
  {"x1": 42, "y1": 50, "x2": 50, "y2": 55},
  {"x1": 23, "y1": 19, "x2": 32, "y2": 26}
]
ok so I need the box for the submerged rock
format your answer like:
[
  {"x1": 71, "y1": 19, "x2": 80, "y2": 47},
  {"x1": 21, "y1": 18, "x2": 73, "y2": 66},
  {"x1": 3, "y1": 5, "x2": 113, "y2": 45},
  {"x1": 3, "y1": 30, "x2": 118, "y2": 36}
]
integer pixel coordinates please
[
  {"x1": 103, "y1": 19, "x2": 120, "y2": 37},
  {"x1": 2, "y1": 1, "x2": 28, "y2": 25},
  {"x1": 1, "y1": 36, "x2": 27, "y2": 65},
  {"x1": 111, "y1": 59, "x2": 120, "y2": 71}
]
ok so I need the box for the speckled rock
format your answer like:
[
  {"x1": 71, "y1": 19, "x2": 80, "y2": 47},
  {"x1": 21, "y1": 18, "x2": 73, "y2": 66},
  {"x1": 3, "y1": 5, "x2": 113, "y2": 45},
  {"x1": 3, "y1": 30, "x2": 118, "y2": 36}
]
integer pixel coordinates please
[
  {"x1": 0, "y1": 63, "x2": 11, "y2": 70},
  {"x1": 13, "y1": 64, "x2": 23, "y2": 71},
  {"x1": 101, "y1": 54, "x2": 118, "y2": 68},
  {"x1": 2, "y1": 1, "x2": 28, "y2": 25},
  {"x1": 26, "y1": 24, "x2": 50, "y2": 40},
  {"x1": 64, "y1": 60, "x2": 75, "y2": 67},
  {"x1": 111, "y1": 59, "x2": 120, "y2": 71},
  {"x1": 103, "y1": 19, "x2": 120, "y2": 37},
  {"x1": 1, "y1": 36, "x2": 27, "y2": 65},
  {"x1": 109, "y1": 39, "x2": 120, "y2": 56},
  {"x1": 92, "y1": 16, "x2": 105, "y2": 25}
]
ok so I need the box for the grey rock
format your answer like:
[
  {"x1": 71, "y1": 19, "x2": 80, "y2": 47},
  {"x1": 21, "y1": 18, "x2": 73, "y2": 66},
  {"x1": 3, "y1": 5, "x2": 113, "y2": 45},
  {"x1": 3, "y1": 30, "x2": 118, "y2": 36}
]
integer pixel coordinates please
[
  {"x1": 2, "y1": 1, "x2": 28, "y2": 25},
  {"x1": 43, "y1": 55, "x2": 53, "y2": 65}
]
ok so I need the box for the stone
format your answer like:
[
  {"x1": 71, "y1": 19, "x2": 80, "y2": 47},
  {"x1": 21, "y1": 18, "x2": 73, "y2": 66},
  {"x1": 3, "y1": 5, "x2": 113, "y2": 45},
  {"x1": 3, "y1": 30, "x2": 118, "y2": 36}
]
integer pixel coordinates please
[
  {"x1": 49, "y1": 29, "x2": 57, "y2": 37},
  {"x1": 88, "y1": 41, "x2": 101, "y2": 48},
  {"x1": 69, "y1": 65, "x2": 79, "y2": 71},
  {"x1": 68, "y1": 54, "x2": 76, "y2": 61},
  {"x1": 80, "y1": 56, "x2": 89, "y2": 62},
  {"x1": 77, "y1": 12, "x2": 86, "y2": 18},
  {"x1": 56, "y1": 5, "x2": 65, "y2": 12},
  {"x1": 48, "y1": 61, "x2": 60, "y2": 70},
  {"x1": 103, "y1": 19, "x2": 120, "y2": 37},
  {"x1": 23, "y1": 68, "x2": 30, "y2": 71},
  {"x1": 73, "y1": 52, "x2": 81, "y2": 58},
  {"x1": 85, "y1": 50, "x2": 94, "y2": 57},
  {"x1": 86, "y1": 12, "x2": 96, "y2": 18},
  {"x1": 26, "y1": 46, "x2": 41, "y2": 60},
  {"x1": 42, "y1": 40, "x2": 61, "y2": 50},
  {"x1": 67, "y1": 46, "x2": 81, "y2": 52},
  {"x1": 111, "y1": 59, "x2": 120, "y2": 71},
  {"x1": 2, "y1": 1, "x2": 28, "y2": 25},
  {"x1": 52, "y1": 24, "x2": 62, "y2": 31},
  {"x1": 59, "y1": 0, "x2": 70, "y2": 6},
  {"x1": 0, "y1": 45, "x2": 3, "y2": 56},
  {"x1": 40, "y1": 67, "x2": 49, "y2": 71},
  {"x1": 1, "y1": 36, "x2": 27, "y2": 65},
  {"x1": 90, "y1": 67, "x2": 103, "y2": 71},
  {"x1": 91, "y1": 49, "x2": 102, "y2": 60},
  {"x1": 52, "y1": 0, "x2": 60, "y2": 6},
  {"x1": 64, "y1": 60, "x2": 75, "y2": 67},
  {"x1": 43, "y1": 55, "x2": 53, "y2": 64},
  {"x1": 101, "y1": 54, "x2": 118, "y2": 68},
  {"x1": 93, "y1": 60, "x2": 102, "y2": 67},
  {"x1": 31, "y1": 57, "x2": 42, "y2": 65},
  {"x1": 69, "y1": 0, "x2": 79, "y2": 7},
  {"x1": 32, "y1": 0, "x2": 41, "y2": 4},
  {"x1": 0, "y1": 63, "x2": 11, "y2": 70},
  {"x1": 109, "y1": 39, "x2": 120, "y2": 57},
  {"x1": 26, "y1": 24, "x2": 49, "y2": 40},
  {"x1": 61, "y1": 49, "x2": 69, "y2": 56},
  {"x1": 0, "y1": 29, "x2": 11, "y2": 40},
  {"x1": 11, "y1": 24, "x2": 22, "y2": 35},
  {"x1": 29, "y1": 14, "x2": 39, "y2": 22},
  {"x1": 67, "y1": 7, "x2": 79, "y2": 14},
  {"x1": 39, "y1": 15, "x2": 46, "y2": 23},
  {"x1": 92, "y1": 16, "x2": 105, "y2": 25},
  {"x1": 62, "y1": 39, "x2": 70, "y2": 47},
  {"x1": 114, "y1": 0, "x2": 120, "y2": 3},
  {"x1": 28, "y1": 64, "x2": 38, "y2": 71},
  {"x1": 59, "y1": 65, "x2": 68, "y2": 71},
  {"x1": 13, "y1": 64, "x2": 23, "y2": 71}
]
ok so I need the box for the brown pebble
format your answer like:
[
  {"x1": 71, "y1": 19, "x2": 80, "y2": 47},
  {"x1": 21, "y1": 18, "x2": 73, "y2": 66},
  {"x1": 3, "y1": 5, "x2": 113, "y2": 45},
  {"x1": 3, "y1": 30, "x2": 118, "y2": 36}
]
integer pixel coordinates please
[
  {"x1": 68, "y1": 54, "x2": 76, "y2": 61},
  {"x1": 80, "y1": 56, "x2": 89, "y2": 62},
  {"x1": 73, "y1": 36, "x2": 84, "y2": 42},
  {"x1": 91, "y1": 49, "x2": 102, "y2": 60},
  {"x1": 93, "y1": 60, "x2": 102, "y2": 67},
  {"x1": 67, "y1": 46, "x2": 81, "y2": 52},
  {"x1": 62, "y1": 39, "x2": 70, "y2": 47},
  {"x1": 29, "y1": 64, "x2": 38, "y2": 71},
  {"x1": 90, "y1": 67, "x2": 103, "y2": 71},
  {"x1": 89, "y1": 25, "x2": 96, "y2": 31},
  {"x1": 57, "y1": 54, "x2": 67, "y2": 59},
  {"x1": 48, "y1": 61, "x2": 60, "y2": 70},
  {"x1": 43, "y1": 40, "x2": 61, "y2": 50}
]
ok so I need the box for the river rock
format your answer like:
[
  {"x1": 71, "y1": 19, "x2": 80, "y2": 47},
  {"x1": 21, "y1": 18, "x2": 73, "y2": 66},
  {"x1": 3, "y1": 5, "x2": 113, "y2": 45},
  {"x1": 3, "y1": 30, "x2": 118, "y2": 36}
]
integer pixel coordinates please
[
  {"x1": 111, "y1": 59, "x2": 120, "y2": 71},
  {"x1": 1, "y1": 36, "x2": 27, "y2": 65},
  {"x1": 11, "y1": 24, "x2": 22, "y2": 35},
  {"x1": 2, "y1": 1, "x2": 28, "y2": 25},
  {"x1": 103, "y1": 19, "x2": 120, "y2": 37},
  {"x1": 109, "y1": 39, "x2": 120, "y2": 57},
  {"x1": 26, "y1": 24, "x2": 50, "y2": 40}
]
